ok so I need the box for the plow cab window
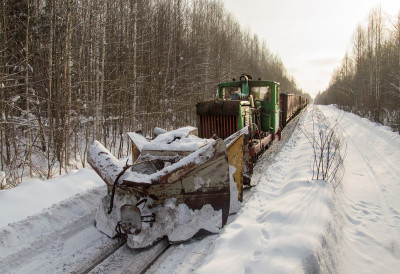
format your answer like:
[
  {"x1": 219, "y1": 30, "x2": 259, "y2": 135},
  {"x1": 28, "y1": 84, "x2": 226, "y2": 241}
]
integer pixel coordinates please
[
  {"x1": 222, "y1": 87, "x2": 243, "y2": 100},
  {"x1": 251, "y1": 86, "x2": 271, "y2": 102}
]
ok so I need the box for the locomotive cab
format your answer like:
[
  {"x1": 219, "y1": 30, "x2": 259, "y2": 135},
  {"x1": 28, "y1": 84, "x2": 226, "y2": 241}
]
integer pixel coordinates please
[{"x1": 197, "y1": 75, "x2": 280, "y2": 140}]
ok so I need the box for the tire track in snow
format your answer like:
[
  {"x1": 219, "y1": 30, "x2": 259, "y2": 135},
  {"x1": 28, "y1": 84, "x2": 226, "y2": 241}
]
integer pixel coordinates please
[
  {"x1": 319, "y1": 106, "x2": 400, "y2": 273},
  {"x1": 328, "y1": 107, "x2": 400, "y2": 232}
]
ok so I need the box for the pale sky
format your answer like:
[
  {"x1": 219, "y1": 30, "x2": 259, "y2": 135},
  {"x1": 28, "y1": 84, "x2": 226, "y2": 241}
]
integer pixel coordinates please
[{"x1": 222, "y1": 0, "x2": 400, "y2": 97}]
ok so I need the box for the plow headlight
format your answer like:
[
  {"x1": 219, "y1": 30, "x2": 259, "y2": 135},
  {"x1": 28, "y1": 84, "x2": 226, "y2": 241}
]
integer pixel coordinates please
[
  {"x1": 240, "y1": 75, "x2": 248, "y2": 82},
  {"x1": 120, "y1": 204, "x2": 142, "y2": 234}
]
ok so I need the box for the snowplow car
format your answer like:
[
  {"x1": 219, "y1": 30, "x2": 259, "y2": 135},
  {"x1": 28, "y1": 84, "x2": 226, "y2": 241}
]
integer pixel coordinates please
[{"x1": 87, "y1": 127, "x2": 233, "y2": 248}]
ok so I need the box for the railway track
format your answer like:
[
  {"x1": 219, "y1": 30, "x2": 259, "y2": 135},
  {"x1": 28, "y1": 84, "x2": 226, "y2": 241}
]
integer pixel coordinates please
[
  {"x1": 79, "y1": 238, "x2": 170, "y2": 274},
  {"x1": 81, "y1": 189, "x2": 267, "y2": 273},
  {"x1": 84, "y1": 188, "x2": 257, "y2": 274},
  {"x1": 80, "y1": 239, "x2": 127, "y2": 274},
  {"x1": 78, "y1": 199, "x2": 247, "y2": 273}
]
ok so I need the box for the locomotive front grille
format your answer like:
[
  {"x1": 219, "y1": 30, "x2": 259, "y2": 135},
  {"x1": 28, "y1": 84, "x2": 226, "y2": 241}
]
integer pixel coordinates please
[{"x1": 199, "y1": 115, "x2": 238, "y2": 139}]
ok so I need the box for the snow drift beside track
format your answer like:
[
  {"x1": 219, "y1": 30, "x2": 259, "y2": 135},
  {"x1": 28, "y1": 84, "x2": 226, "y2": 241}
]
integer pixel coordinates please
[
  {"x1": 198, "y1": 106, "x2": 339, "y2": 273},
  {"x1": 197, "y1": 105, "x2": 400, "y2": 273}
]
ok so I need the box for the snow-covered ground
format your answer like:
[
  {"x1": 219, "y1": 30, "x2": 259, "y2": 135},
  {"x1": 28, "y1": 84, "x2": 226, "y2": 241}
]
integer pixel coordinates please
[
  {"x1": 197, "y1": 105, "x2": 400, "y2": 273},
  {"x1": 1, "y1": 105, "x2": 400, "y2": 273}
]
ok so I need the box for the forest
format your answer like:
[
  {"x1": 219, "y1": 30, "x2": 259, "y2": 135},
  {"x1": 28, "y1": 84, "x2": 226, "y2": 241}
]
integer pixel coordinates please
[
  {"x1": 0, "y1": 0, "x2": 307, "y2": 187},
  {"x1": 315, "y1": 7, "x2": 400, "y2": 133}
]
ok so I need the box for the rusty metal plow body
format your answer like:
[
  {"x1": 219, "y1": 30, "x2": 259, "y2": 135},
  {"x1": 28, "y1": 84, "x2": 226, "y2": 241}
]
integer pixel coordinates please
[{"x1": 87, "y1": 131, "x2": 230, "y2": 249}]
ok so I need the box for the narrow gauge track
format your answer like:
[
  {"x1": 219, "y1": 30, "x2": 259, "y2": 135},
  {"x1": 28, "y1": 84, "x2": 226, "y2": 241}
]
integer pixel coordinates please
[
  {"x1": 82, "y1": 238, "x2": 170, "y2": 274},
  {"x1": 81, "y1": 239, "x2": 126, "y2": 274},
  {"x1": 78, "y1": 112, "x2": 305, "y2": 274},
  {"x1": 81, "y1": 194, "x2": 249, "y2": 274}
]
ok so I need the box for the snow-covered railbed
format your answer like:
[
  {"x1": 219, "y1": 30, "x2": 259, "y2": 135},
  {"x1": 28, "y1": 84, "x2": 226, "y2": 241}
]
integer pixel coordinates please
[
  {"x1": 0, "y1": 169, "x2": 116, "y2": 274},
  {"x1": 322, "y1": 105, "x2": 400, "y2": 272},
  {"x1": 194, "y1": 106, "x2": 336, "y2": 273}
]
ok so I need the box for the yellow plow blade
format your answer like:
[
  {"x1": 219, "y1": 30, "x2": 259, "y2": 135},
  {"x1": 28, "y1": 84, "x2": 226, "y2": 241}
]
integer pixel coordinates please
[{"x1": 226, "y1": 134, "x2": 244, "y2": 202}]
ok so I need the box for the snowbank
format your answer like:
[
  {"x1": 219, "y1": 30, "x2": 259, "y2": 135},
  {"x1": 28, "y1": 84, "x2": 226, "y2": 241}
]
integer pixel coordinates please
[
  {"x1": 197, "y1": 105, "x2": 400, "y2": 273},
  {"x1": 0, "y1": 168, "x2": 104, "y2": 228},
  {"x1": 198, "y1": 107, "x2": 336, "y2": 273},
  {"x1": 322, "y1": 105, "x2": 400, "y2": 273}
]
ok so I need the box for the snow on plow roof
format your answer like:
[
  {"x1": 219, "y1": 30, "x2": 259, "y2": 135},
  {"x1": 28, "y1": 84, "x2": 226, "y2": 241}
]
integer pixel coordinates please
[
  {"x1": 127, "y1": 132, "x2": 149, "y2": 151},
  {"x1": 121, "y1": 138, "x2": 218, "y2": 185},
  {"x1": 142, "y1": 134, "x2": 211, "y2": 152},
  {"x1": 89, "y1": 127, "x2": 218, "y2": 186},
  {"x1": 139, "y1": 126, "x2": 211, "y2": 152}
]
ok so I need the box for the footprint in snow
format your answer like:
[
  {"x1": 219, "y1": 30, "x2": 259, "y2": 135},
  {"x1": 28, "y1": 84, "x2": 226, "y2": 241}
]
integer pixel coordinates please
[
  {"x1": 251, "y1": 250, "x2": 263, "y2": 261},
  {"x1": 261, "y1": 228, "x2": 270, "y2": 240}
]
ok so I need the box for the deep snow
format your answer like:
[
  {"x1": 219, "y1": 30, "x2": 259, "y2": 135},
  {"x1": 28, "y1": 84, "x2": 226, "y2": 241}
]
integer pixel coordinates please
[{"x1": 1, "y1": 105, "x2": 400, "y2": 273}]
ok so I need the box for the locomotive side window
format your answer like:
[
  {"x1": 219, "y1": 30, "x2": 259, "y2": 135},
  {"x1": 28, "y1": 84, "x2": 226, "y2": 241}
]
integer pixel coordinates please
[{"x1": 251, "y1": 86, "x2": 271, "y2": 101}]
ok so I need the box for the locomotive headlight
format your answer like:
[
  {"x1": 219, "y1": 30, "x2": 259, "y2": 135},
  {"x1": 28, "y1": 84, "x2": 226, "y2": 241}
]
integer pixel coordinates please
[
  {"x1": 120, "y1": 204, "x2": 142, "y2": 234},
  {"x1": 240, "y1": 75, "x2": 248, "y2": 82}
]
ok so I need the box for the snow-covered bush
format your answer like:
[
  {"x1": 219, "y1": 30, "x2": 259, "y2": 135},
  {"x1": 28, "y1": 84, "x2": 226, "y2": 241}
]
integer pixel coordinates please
[{"x1": 301, "y1": 106, "x2": 347, "y2": 188}]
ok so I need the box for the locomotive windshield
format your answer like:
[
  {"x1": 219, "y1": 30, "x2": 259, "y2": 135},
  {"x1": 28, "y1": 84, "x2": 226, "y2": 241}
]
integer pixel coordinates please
[
  {"x1": 251, "y1": 86, "x2": 271, "y2": 101},
  {"x1": 222, "y1": 86, "x2": 243, "y2": 100}
]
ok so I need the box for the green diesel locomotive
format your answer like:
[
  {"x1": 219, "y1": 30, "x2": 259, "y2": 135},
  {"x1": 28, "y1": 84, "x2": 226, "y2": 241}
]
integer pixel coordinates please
[{"x1": 196, "y1": 75, "x2": 284, "y2": 162}]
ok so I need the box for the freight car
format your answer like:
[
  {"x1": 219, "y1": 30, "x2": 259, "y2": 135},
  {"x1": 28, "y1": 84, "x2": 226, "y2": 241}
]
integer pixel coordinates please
[{"x1": 280, "y1": 93, "x2": 309, "y2": 127}]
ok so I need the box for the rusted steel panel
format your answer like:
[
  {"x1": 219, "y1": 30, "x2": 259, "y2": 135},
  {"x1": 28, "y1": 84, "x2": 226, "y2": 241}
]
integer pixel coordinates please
[
  {"x1": 196, "y1": 100, "x2": 240, "y2": 116},
  {"x1": 120, "y1": 139, "x2": 231, "y2": 226},
  {"x1": 207, "y1": 116, "x2": 211, "y2": 137},
  {"x1": 91, "y1": 129, "x2": 232, "y2": 249},
  {"x1": 224, "y1": 116, "x2": 228, "y2": 138},
  {"x1": 230, "y1": 116, "x2": 234, "y2": 137},
  {"x1": 281, "y1": 93, "x2": 302, "y2": 127},
  {"x1": 249, "y1": 133, "x2": 274, "y2": 158},
  {"x1": 131, "y1": 142, "x2": 141, "y2": 164},
  {"x1": 198, "y1": 115, "x2": 238, "y2": 139},
  {"x1": 197, "y1": 100, "x2": 241, "y2": 139}
]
